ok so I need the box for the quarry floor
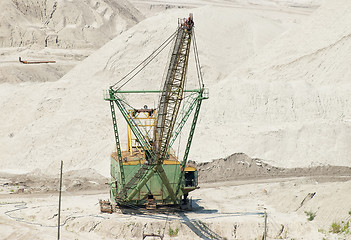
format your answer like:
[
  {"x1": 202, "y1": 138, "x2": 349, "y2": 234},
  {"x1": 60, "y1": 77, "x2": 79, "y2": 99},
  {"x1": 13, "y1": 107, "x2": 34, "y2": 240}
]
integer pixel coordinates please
[{"x1": 0, "y1": 169, "x2": 350, "y2": 240}]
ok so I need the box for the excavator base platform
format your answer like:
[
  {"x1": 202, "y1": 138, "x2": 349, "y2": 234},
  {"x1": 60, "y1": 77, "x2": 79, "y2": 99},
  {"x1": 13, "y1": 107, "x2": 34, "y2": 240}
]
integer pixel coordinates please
[{"x1": 109, "y1": 151, "x2": 198, "y2": 206}]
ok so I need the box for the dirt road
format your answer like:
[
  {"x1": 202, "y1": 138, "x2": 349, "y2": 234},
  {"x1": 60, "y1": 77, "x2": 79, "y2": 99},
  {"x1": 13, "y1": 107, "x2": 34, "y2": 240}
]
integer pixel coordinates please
[{"x1": 1, "y1": 164, "x2": 350, "y2": 239}]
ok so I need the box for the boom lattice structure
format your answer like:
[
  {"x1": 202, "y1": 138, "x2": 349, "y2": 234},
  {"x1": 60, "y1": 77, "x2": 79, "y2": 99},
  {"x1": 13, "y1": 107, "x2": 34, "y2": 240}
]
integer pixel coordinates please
[{"x1": 155, "y1": 27, "x2": 192, "y2": 163}]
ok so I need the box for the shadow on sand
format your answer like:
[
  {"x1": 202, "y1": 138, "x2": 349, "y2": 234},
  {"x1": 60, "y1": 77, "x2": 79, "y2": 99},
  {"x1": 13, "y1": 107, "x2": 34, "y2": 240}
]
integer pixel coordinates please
[{"x1": 117, "y1": 198, "x2": 263, "y2": 239}]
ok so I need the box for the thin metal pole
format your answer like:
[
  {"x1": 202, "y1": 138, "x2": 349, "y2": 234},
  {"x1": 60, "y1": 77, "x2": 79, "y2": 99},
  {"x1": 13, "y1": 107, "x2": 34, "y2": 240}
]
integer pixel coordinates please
[
  {"x1": 263, "y1": 210, "x2": 267, "y2": 240},
  {"x1": 58, "y1": 160, "x2": 63, "y2": 240}
]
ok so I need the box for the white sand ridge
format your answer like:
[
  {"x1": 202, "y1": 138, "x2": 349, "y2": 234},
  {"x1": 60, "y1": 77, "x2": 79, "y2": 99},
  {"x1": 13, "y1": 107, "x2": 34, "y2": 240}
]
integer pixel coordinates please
[{"x1": 0, "y1": 0, "x2": 144, "y2": 49}]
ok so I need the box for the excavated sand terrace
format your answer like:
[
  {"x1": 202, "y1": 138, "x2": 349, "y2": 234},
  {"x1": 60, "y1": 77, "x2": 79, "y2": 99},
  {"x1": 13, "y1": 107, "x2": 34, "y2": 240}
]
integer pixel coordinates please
[{"x1": 1, "y1": 0, "x2": 351, "y2": 239}]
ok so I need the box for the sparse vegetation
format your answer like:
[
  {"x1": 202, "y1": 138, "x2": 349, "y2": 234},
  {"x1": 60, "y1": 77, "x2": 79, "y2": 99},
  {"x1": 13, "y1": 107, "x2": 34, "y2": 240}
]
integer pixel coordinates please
[
  {"x1": 330, "y1": 221, "x2": 350, "y2": 234},
  {"x1": 168, "y1": 227, "x2": 179, "y2": 237},
  {"x1": 331, "y1": 222, "x2": 341, "y2": 233},
  {"x1": 304, "y1": 211, "x2": 316, "y2": 221},
  {"x1": 349, "y1": 209, "x2": 351, "y2": 216}
]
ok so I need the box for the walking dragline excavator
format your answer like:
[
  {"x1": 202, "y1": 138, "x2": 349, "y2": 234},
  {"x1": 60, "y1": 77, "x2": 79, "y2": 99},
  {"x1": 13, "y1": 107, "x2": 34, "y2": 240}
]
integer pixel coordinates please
[{"x1": 102, "y1": 14, "x2": 208, "y2": 211}]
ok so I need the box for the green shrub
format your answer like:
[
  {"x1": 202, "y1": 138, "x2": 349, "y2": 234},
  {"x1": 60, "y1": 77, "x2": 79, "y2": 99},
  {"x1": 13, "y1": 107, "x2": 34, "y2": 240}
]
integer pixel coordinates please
[
  {"x1": 168, "y1": 227, "x2": 179, "y2": 237},
  {"x1": 331, "y1": 222, "x2": 341, "y2": 233},
  {"x1": 330, "y1": 221, "x2": 350, "y2": 234},
  {"x1": 304, "y1": 211, "x2": 316, "y2": 221},
  {"x1": 343, "y1": 221, "x2": 350, "y2": 234}
]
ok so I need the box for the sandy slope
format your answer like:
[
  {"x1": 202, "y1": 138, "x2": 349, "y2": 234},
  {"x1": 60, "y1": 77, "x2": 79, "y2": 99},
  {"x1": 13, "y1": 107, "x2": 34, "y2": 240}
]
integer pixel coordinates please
[
  {"x1": 0, "y1": 0, "x2": 144, "y2": 48},
  {"x1": 0, "y1": 4, "x2": 297, "y2": 176},
  {"x1": 193, "y1": 0, "x2": 351, "y2": 167},
  {"x1": 0, "y1": 0, "x2": 145, "y2": 84}
]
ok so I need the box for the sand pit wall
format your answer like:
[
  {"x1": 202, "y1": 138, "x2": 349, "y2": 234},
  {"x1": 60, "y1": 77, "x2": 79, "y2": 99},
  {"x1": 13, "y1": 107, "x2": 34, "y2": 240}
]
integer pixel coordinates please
[{"x1": 0, "y1": 0, "x2": 144, "y2": 48}]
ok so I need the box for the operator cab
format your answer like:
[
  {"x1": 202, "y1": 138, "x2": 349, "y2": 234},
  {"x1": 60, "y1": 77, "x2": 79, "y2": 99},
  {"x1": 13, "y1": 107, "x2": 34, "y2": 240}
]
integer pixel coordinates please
[{"x1": 184, "y1": 166, "x2": 198, "y2": 188}]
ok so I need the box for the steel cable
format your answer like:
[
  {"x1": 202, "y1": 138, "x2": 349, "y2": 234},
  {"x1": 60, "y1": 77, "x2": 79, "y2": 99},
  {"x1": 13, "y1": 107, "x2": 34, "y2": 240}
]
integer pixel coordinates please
[
  {"x1": 111, "y1": 30, "x2": 178, "y2": 90},
  {"x1": 192, "y1": 30, "x2": 204, "y2": 88}
]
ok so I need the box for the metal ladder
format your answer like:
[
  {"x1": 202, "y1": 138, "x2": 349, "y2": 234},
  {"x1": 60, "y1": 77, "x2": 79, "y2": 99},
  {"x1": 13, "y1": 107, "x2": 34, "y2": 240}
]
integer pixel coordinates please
[
  {"x1": 109, "y1": 98, "x2": 126, "y2": 188},
  {"x1": 118, "y1": 163, "x2": 150, "y2": 198}
]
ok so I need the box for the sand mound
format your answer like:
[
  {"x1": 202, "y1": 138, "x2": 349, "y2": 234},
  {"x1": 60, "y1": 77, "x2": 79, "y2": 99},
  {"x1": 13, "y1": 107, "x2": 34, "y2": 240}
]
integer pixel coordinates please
[
  {"x1": 0, "y1": 168, "x2": 108, "y2": 194},
  {"x1": 0, "y1": 5, "x2": 293, "y2": 176},
  {"x1": 0, "y1": 0, "x2": 144, "y2": 49},
  {"x1": 196, "y1": 153, "x2": 351, "y2": 183}
]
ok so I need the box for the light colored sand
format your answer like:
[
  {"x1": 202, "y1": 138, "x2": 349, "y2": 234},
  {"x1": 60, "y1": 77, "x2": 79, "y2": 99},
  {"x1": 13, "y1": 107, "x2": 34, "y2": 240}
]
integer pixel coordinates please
[
  {"x1": 0, "y1": 177, "x2": 349, "y2": 239},
  {"x1": 197, "y1": 0, "x2": 351, "y2": 167},
  {"x1": 0, "y1": 0, "x2": 351, "y2": 240},
  {"x1": 131, "y1": 0, "x2": 321, "y2": 9},
  {"x1": 1, "y1": 1, "x2": 350, "y2": 239},
  {"x1": 0, "y1": 0, "x2": 145, "y2": 83},
  {"x1": 0, "y1": 0, "x2": 144, "y2": 49},
  {"x1": 0, "y1": 3, "x2": 303, "y2": 176}
]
